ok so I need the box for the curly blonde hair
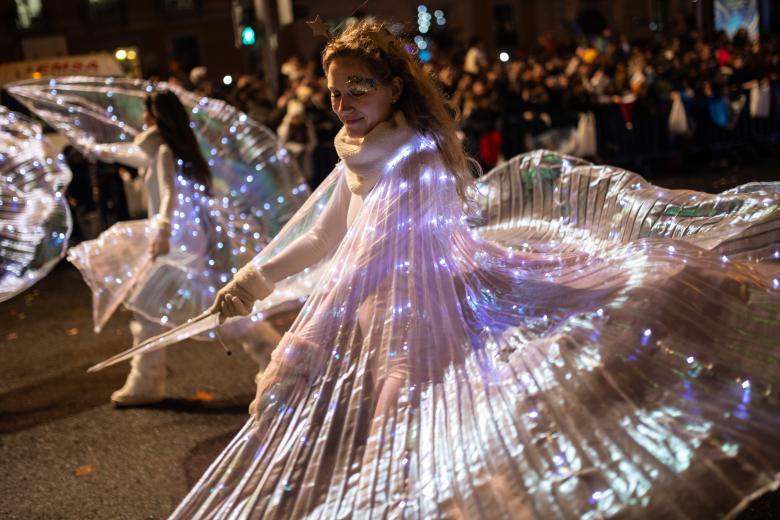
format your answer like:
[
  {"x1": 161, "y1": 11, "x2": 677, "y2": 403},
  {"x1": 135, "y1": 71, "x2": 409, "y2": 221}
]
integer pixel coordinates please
[{"x1": 322, "y1": 20, "x2": 478, "y2": 201}]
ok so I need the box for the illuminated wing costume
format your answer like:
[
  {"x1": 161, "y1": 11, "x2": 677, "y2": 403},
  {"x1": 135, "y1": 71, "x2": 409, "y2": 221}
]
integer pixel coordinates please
[
  {"x1": 0, "y1": 106, "x2": 71, "y2": 302},
  {"x1": 8, "y1": 77, "x2": 310, "y2": 331},
  {"x1": 170, "y1": 112, "x2": 780, "y2": 518}
]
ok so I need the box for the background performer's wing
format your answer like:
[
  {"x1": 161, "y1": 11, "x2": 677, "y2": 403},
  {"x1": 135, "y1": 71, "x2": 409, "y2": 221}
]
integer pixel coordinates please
[
  {"x1": 8, "y1": 76, "x2": 309, "y2": 235},
  {"x1": 0, "y1": 106, "x2": 72, "y2": 302}
]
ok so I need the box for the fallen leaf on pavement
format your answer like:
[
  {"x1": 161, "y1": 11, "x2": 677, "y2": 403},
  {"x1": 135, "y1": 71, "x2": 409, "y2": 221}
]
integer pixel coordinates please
[
  {"x1": 190, "y1": 390, "x2": 215, "y2": 402},
  {"x1": 74, "y1": 465, "x2": 94, "y2": 477}
]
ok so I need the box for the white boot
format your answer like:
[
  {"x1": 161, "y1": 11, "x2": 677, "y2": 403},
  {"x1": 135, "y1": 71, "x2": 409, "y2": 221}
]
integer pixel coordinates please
[{"x1": 111, "y1": 320, "x2": 167, "y2": 407}]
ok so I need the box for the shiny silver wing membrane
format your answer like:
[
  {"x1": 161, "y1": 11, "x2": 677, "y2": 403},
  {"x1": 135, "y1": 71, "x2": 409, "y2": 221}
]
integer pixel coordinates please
[
  {"x1": 0, "y1": 107, "x2": 72, "y2": 302},
  {"x1": 7, "y1": 76, "x2": 309, "y2": 236},
  {"x1": 475, "y1": 150, "x2": 780, "y2": 263}
]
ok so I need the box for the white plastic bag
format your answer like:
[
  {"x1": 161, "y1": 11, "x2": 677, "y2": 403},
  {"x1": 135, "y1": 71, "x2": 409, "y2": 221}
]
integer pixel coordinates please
[
  {"x1": 576, "y1": 111, "x2": 597, "y2": 157},
  {"x1": 668, "y1": 93, "x2": 689, "y2": 136},
  {"x1": 750, "y1": 80, "x2": 771, "y2": 119}
]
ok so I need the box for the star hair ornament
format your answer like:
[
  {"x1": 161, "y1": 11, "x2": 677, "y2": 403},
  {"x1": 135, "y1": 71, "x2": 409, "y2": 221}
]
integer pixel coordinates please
[
  {"x1": 367, "y1": 25, "x2": 394, "y2": 52},
  {"x1": 306, "y1": 15, "x2": 332, "y2": 40},
  {"x1": 306, "y1": 14, "x2": 395, "y2": 55}
]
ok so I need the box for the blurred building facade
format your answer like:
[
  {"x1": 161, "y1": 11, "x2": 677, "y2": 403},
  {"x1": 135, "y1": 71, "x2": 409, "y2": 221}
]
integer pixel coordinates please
[{"x1": 0, "y1": 0, "x2": 243, "y2": 82}]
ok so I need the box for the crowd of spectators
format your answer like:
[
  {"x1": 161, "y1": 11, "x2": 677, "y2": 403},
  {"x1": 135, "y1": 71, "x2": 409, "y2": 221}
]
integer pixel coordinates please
[
  {"x1": 205, "y1": 25, "x2": 780, "y2": 186},
  {"x1": 446, "y1": 27, "x2": 779, "y2": 175}
]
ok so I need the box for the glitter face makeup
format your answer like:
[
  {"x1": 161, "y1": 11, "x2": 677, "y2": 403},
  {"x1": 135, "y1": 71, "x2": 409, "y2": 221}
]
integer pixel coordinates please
[{"x1": 346, "y1": 75, "x2": 378, "y2": 96}]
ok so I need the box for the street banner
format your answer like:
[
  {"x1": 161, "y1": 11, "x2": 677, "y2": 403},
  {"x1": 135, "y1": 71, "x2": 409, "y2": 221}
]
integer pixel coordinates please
[
  {"x1": 0, "y1": 53, "x2": 123, "y2": 85},
  {"x1": 714, "y1": 0, "x2": 760, "y2": 39}
]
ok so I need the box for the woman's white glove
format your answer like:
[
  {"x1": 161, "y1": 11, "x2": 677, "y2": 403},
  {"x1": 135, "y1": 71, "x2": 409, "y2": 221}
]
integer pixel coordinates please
[{"x1": 210, "y1": 264, "x2": 275, "y2": 320}]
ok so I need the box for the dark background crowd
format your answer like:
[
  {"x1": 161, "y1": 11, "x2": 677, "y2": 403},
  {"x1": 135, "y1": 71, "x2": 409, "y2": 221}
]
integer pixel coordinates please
[
  {"x1": 58, "y1": 24, "x2": 780, "y2": 244},
  {"x1": 209, "y1": 25, "x2": 780, "y2": 184}
]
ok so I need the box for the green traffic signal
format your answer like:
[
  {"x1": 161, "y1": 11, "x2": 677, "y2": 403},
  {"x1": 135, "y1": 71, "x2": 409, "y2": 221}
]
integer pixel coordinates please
[{"x1": 241, "y1": 25, "x2": 256, "y2": 46}]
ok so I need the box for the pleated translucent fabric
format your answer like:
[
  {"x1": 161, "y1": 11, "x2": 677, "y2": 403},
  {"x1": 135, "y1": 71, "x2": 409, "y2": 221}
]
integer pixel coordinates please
[
  {"x1": 0, "y1": 106, "x2": 71, "y2": 302},
  {"x1": 64, "y1": 177, "x2": 251, "y2": 333},
  {"x1": 7, "y1": 77, "x2": 307, "y2": 235},
  {"x1": 8, "y1": 77, "x2": 307, "y2": 332},
  {"x1": 171, "y1": 144, "x2": 780, "y2": 519}
]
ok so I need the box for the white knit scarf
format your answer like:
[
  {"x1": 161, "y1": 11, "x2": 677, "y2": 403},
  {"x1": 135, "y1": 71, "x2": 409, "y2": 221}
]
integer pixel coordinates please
[{"x1": 334, "y1": 111, "x2": 416, "y2": 196}]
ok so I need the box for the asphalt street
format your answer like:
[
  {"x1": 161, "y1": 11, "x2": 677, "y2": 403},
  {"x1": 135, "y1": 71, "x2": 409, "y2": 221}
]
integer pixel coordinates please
[{"x1": 0, "y1": 263, "x2": 294, "y2": 519}]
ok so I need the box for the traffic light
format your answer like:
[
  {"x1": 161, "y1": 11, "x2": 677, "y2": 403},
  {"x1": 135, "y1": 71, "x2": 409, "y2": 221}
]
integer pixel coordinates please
[
  {"x1": 232, "y1": 1, "x2": 257, "y2": 48},
  {"x1": 241, "y1": 25, "x2": 256, "y2": 46}
]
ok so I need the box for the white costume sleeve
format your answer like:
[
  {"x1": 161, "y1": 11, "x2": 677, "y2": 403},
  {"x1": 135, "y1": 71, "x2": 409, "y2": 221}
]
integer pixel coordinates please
[
  {"x1": 89, "y1": 143, "x2": 152, "y2": 170},
  {"x1": 256, "y1": 172, "x2": 351, "y2": 283}
]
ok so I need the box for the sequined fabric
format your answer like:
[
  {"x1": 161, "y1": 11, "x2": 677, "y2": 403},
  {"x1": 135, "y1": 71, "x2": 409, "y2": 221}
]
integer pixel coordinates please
[{"x1": 171, "y1": 145, "x2": 780, "y2": 519}]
